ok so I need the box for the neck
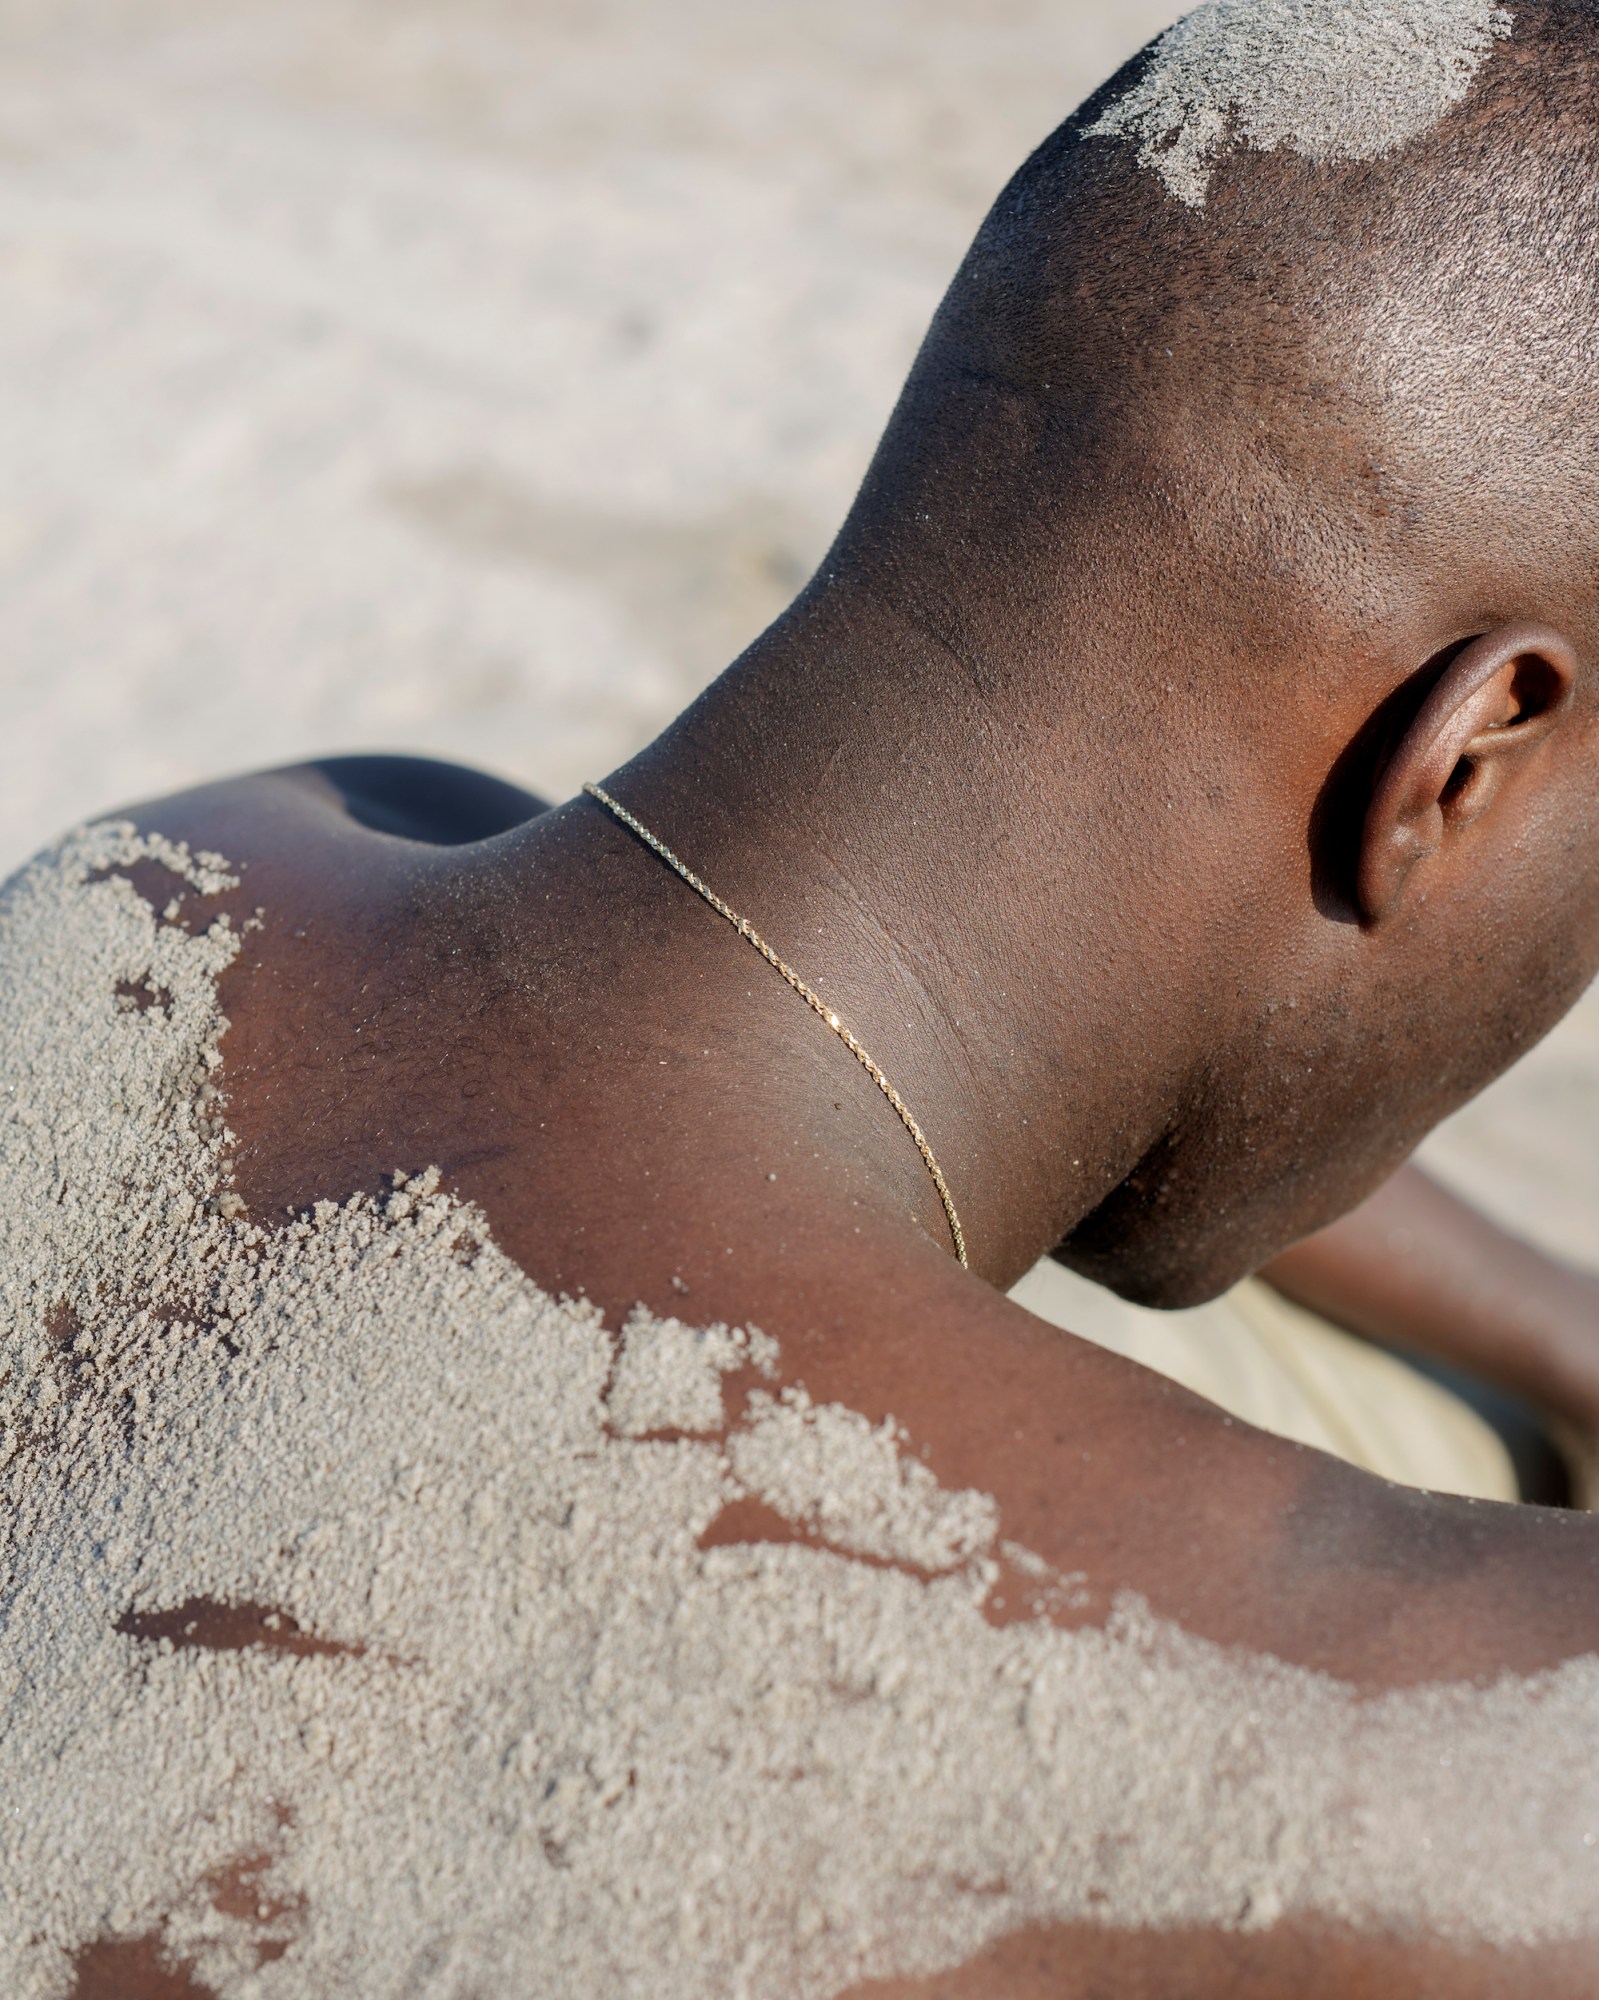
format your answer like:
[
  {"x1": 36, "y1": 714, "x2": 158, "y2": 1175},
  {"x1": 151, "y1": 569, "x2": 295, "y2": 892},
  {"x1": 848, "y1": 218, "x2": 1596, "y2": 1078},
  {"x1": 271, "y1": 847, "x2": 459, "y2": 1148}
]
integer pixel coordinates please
[{"x1": 551, "y1": 575, "x2": 1224, "y2": 1292}]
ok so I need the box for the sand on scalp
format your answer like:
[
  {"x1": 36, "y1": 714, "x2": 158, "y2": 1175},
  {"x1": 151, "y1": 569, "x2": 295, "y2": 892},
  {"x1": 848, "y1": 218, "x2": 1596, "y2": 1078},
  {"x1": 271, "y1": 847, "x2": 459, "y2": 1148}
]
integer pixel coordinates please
[
  {"x1": 1088, "y1": 0, "x2": 1514, "y2": 206},
  {"x1": 4, "y1": 824, "x2": 1599, "y2": 1999}
]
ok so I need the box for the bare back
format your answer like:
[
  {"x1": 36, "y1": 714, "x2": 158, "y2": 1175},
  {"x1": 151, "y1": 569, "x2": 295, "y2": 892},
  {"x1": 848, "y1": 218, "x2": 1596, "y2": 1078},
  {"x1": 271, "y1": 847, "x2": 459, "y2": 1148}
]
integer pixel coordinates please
[{"x1": 9, "y1": 761, "x2": 1599, "y2": 2000}]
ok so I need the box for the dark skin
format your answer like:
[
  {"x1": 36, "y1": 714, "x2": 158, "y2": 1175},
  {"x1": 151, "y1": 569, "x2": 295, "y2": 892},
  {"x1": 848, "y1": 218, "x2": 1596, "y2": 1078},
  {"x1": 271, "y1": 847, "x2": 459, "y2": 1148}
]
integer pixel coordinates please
[
  {"x1": 1267, "y1": 1167, "x2": 1599, "y2": 1441},
  {"x1": 89, "y1": 550, "x2": 1599, "y2": 1995},
  {"x1": 49, "y1": 46, "x2": 1599, "y2": 1981}
]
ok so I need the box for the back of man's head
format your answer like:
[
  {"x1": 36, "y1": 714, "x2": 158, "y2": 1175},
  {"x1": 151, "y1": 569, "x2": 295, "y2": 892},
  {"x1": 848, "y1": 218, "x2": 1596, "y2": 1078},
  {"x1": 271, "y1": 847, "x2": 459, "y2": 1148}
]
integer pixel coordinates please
[{"x1": 840, "y1": 0, "x2": 1599, "y2": 701}]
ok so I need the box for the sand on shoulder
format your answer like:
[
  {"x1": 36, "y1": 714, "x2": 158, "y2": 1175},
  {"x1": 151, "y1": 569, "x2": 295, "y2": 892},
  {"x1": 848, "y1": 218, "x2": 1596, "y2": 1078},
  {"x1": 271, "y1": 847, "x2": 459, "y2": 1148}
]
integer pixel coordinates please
[{"x1": 3, "y1": 827, "x2": 1599, "y2": 1998}]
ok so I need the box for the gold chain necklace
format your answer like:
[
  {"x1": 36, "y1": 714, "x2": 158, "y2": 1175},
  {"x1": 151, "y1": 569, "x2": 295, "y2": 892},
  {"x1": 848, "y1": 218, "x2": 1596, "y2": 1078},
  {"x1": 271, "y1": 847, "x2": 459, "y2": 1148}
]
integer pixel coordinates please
[{"x1": 582, "y1": 781, "x2": 968, "y2": 1267}]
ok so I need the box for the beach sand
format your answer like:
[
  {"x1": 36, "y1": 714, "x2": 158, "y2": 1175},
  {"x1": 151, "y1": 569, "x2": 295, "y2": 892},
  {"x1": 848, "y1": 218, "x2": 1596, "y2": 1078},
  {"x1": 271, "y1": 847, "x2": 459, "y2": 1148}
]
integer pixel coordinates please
[
  {"x1": 0, "y1": 0, "x2": 1591, "y2": 1266},
  {"x1": 5, "y1": 826, "x2": 1597, "y2": 1996}
]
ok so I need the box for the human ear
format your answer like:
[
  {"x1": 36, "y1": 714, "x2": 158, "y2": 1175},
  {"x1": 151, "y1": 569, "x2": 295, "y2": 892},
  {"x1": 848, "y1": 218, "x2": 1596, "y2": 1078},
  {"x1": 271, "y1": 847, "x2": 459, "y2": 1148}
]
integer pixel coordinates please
[{"x1": 1357, "y1": 621, "x2": 1578, "y2": 924}]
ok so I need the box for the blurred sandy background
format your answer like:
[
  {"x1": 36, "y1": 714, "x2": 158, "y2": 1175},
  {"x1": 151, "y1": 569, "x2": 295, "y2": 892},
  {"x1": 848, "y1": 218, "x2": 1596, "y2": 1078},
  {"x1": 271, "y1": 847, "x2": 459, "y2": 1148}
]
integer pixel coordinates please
[{"x1": 0, "y1": 0, "x2": 1592, "y2": 1266}]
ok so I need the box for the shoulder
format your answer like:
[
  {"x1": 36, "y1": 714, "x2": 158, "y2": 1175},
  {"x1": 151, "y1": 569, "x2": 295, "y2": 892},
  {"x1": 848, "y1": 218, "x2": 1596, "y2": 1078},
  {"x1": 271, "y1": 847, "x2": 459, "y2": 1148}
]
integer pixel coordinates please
[
  {"x1": 812, "y1": 1249, "x2": 1599, "y2": 1699},
  {"x1": 9, "y1": 767, "x2": 1599, "y2": 1995},
  {"x1": 115, "y1": 752, "x2": 550, "y2": 860}
]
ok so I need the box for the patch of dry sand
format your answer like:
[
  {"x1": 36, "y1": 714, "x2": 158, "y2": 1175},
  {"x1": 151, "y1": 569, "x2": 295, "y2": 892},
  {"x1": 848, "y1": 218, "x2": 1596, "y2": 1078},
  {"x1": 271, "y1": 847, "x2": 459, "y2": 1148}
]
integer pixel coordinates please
[{"x1": 5, "y1": 824, "x2": 1599, "y2": 1999}]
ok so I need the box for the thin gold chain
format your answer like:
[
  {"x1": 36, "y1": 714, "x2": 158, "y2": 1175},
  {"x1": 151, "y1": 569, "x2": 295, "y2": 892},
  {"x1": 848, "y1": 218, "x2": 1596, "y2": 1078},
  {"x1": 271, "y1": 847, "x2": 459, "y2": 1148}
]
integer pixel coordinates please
[{"x1": 582, "y1": 781, "x2": 968, "y2": 1267}]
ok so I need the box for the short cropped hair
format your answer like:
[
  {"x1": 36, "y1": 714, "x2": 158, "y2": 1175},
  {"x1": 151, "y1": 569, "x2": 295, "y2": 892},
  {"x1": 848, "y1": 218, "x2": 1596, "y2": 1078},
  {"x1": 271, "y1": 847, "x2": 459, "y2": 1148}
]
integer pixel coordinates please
[{"x1": 840, "y1": 0, "x2": 1599, "y2": 646}]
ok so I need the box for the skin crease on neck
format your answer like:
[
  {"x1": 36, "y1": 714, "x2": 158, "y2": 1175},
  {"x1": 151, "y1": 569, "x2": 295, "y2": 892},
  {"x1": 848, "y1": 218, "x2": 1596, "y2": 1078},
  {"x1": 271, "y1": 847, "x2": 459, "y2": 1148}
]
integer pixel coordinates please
[
  {"x1": 99, "y1": 107, "x2": 1599, "y2": 2000},
  {"x1": 121, "y1": 579, "x2": 1599, "y2": 1993}
]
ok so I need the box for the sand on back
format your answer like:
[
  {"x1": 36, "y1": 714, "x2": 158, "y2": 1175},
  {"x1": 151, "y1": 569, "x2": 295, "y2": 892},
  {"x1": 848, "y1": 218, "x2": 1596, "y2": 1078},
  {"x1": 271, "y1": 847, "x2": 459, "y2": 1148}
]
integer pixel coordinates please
[{"x1": 4, "y1": 826, "x2": 1599, "y2": 1998}]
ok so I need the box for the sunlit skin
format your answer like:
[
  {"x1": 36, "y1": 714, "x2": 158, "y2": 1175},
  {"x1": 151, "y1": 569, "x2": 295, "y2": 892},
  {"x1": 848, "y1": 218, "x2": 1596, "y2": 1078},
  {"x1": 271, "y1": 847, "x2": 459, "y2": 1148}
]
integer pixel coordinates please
[
  {"x1": 102, "y1": 582, "x2": 1599, "y2": 1999},
  {"x1": 1270, "y1": 1168, "x2": 1599, "y2": 1444},
  {"x1": 43, "y1": 15, "x2": 1599, "y2": 1993}
]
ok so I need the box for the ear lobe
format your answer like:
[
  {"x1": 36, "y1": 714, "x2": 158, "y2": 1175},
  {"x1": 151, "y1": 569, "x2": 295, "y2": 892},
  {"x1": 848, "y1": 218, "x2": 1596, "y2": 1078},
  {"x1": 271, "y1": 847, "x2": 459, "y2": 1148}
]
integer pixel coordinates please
[{"x1": 1357, "y1": 621, "x2": 1578, "y2": 924}]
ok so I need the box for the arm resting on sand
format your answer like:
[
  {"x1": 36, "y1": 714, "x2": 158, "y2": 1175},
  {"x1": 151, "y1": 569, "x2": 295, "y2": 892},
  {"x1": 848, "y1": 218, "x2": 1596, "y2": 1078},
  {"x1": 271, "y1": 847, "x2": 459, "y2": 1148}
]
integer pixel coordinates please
[{"x1": 1262, "y1": 1164, "x2": 1599, "y2": 1430}]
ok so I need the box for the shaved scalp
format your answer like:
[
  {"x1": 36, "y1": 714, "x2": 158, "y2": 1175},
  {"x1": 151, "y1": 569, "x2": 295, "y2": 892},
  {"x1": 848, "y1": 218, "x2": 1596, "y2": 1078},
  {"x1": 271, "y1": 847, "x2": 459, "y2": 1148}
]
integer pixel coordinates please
[{"x1": 833, "y1": 0, "x2": 1599, "y2": 700}]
